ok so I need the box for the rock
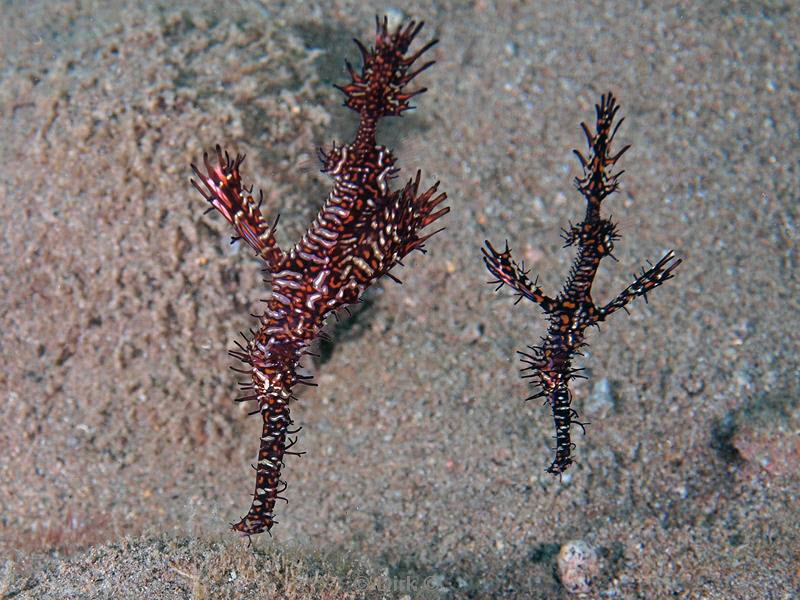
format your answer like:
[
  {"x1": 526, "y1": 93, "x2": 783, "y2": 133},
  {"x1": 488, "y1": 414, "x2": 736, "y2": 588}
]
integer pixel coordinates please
[{"x1": 558, "y1": 540, "x2": 599, "y2": 594}]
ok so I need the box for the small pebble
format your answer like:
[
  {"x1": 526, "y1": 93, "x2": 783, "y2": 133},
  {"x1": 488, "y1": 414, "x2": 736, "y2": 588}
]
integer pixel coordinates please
[
  {"x1": 558, "y1": 540, "x2": 599, "y2": 594},
  {"x1": 586, "y1": 378, "x2": 615, "y2": 416}
]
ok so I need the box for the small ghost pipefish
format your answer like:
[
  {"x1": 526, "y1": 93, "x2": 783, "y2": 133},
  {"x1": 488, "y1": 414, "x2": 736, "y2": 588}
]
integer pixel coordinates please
[
  {"x1": 190, "y1": 16, "x2": 448, "y2": 537},
  {"x1": 483, "y1": 93, "x2": 681, "y2": 475}
]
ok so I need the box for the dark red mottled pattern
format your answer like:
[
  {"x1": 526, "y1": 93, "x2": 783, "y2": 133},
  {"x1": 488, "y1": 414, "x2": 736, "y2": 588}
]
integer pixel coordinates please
[
  {"x1": 483, "y1": 93, "x2": 680, "y2": 475},
  {"x1": 191, "y1": 16, "x2": 448, "y2": 537}
]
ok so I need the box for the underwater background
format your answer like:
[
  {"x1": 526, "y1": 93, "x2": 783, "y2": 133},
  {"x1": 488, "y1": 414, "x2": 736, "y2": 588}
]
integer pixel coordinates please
[{"x1": 1, "y1": 1, "x2": 797, "y2": 597}]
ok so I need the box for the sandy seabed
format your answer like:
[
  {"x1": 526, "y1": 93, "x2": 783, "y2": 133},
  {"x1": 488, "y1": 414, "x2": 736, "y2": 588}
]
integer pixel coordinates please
[{"x1": 1, "y1": 1, "x2": 798, "y2": 598}]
